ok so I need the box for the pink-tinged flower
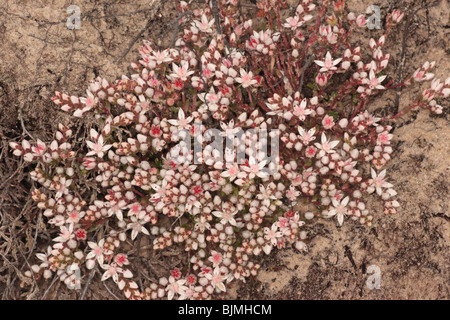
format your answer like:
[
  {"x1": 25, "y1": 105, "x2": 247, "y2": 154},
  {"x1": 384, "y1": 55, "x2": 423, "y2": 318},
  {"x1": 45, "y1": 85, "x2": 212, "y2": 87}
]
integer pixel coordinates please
[
  {"x1": 204, "y1": 267, "x2": 227, "y2": 292},
  {"x1": 150, "y1": 49, "x2": 173, "y2": 64},
  {"x1": 32, "y1": 139, "x2": 46, "y2": 157},
  {"x1": 264, "y1": 224, "x2": 283, "y2": 246},
  {"x1": 221, "y1": 163, "x2": 246, "y2": 181},
  {"x1": 284, "y1": 16, "x2": 303, "y2": 30},
  {"x1": 315, "y1": 73, "x2": 328, "y2": 87},
  {"x1": 298, "y1": 126, "x2": 316, "y2": 145},
  {"x1": 114, "y1": 253, "x2": 130, "y2": 267},
  {"x1": 305, "y1": 145, "x2": 317, "y2": 158},
  {"x1": 86, "y1": 130, "x2": 112, "y2": 158},
  {"x1": 208, "y1": 251, "x2": 223, "y2": 267},
  {"x1": 212, "y1": 209, "x2": 238, "y2": 226},
  {"x1": 235, "y1": 69, "x2": 258, "y2": 88},
  {"x1": 314, "y1": 52, "x2": 342, "y2": 73},
  {"x1": 314, "y1": 133, "x2": 340, "y2": 158},
  {"x1": 257, "y1": 184, "x2": 277, "y2": 207},
  {"x1": 293, "y1": 98, "x2": 312, "y2": 121},
  {"x1": 127, "y1": 215, "x2": 150, "y2": 240},
  {"x1": 128, "y1": 203, "x2": 142, "y2": 216},
  {"x1": 322, "y1": 115, "x2": 335, "y2": 130},
  {"x1": 412, "y1": 69, "x2": 434, "y2": 82},
  {"x1": 170, "y1": 61, "x2": 194, "y2": 81},
  {"x1": 80, "y1": 90, "x2": 97, "y2": 109},
  {"x1": 370, "y1": 168, "x2": 394, "y2": 196},
  {"x1": 107, "y1": 201, "x2": 127, "y2": 221},
  {"x1": 391, "y1": 10, "x2": 405, "y2": 23},
  {"x1": 376, "y1": 132, "x2": 393, "y2": 145},
  {"x1": 67, "y1": 211, "x2": 83, "y2": 224},
  {"x1": 101, "y1": 263, "x2": 123, "y2": 283},
  {"x1": 53, "y1": 224, "x2": 74, "y2": 243},
  {"x1": 241, "y1": 158, "x2": 269, "y2": 179},
  {"x1": 363, "y1": 69, "x2": 387, "y2": 90},
  {"x1": 193, "y1": 14, "x2": 214, "y2": 33},
  {"x1": 286, "y1": 185, "x2": 300, "y2": 202},
  {"x1": 356, "y1": 14, "x2": 367, "y2": 27},
  {"x1": 86, "y1": 239, "x2": 111, "y2": 266},
  {"x1": 166, "y1": 276, "x2": 188, "y2": 300},
  {"x1": 168, "y1": 108, "x2": 193, "y2": 129},
  {"x1": 325, "y1": 196, "x2": 350, "y2": 226}
]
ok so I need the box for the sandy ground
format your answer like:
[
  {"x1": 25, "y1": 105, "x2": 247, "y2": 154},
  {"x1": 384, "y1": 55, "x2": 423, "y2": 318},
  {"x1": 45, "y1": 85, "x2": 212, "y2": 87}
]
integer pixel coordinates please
[{"x1": 0, "y1": 0, "x2": 448, "y2": 299}]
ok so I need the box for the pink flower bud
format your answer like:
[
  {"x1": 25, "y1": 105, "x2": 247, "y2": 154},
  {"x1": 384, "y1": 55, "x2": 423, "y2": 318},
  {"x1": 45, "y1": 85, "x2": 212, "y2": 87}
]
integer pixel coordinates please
[
  {"x1": 356, "y1": 15, "x2": 367, "y2": 27},
  {"x1": 341, "y1": 60, "x2": 351, "y2": 70},
  {"x1": 344, "y1": 49, "x2": 352, "y2": 58},
  {"x1": 347, "y1": 12, "x2": 356, "y2": 21},
  {"x1": 315, "y1": 73, "x2": 328, "y2": 87},
  {"x1": 391, "y1": 10, "x2": 404, "y2": 23},
  {"x1": 339, "y1": 118, "x2": 348, "y2": 128},
  {"x1": 333, "y1": 0, "x2": 345, "y2": 12}
]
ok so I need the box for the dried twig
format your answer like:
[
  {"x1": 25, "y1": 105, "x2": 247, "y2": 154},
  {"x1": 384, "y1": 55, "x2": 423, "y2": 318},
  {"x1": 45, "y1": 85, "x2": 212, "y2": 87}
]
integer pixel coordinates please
[
  {"x1": 41, "y1": 275, "x2": 59, "y2": 300},
  {"x1": 211, "y1": 0, "x2": 223, "y2": 35},
  {"x1": 211, "y1": 0, "x2": 231, "y2": 51},
  {"x1": 394, "y1": 10, "x2": 412, "y2": 114},
  {"x1": 344, "y1": 245, "x2": 358, "y2": 270},
  {"x1": 79, "y1": 269, "x2": 96, "y2": 300},
  {"x1": 114, "y1": 18, "x2": 154, "y2": 63},
  {"x1": 298, "y1": 54, "x2": 315, "y2": 94},
  {"x1": 103, "y1": 280, "x2": 121, "y2": 300},
  {"x1": 168, "y1": 11, "x2": 193, "y2": 48},
  {"x1": 114, "y1": 0, "x2": 168, "y2": 62}
]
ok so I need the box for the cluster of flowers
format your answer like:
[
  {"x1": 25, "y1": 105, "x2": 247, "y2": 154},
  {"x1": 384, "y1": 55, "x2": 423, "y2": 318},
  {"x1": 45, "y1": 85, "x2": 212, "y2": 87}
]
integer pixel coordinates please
[{"x1": 10, "y1": 0, "x2": 448, "y2": 299}]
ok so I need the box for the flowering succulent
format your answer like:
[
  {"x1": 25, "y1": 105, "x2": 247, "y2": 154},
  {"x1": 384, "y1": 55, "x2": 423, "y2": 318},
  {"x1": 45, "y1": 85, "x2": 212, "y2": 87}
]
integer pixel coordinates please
[{"x1": 10, "y1": 0, "x2": 448, "y2": 300}]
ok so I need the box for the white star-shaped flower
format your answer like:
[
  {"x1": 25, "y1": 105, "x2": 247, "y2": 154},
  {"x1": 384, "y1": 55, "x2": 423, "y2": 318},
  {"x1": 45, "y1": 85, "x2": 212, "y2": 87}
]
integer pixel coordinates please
[
  {"x1": 324, "y1": 196, "x2": 350, "y2": 226},
  {"x1": 314, "y1": 52, "x2": 342, "y2": 72},
  {"x1": 168, "y1": 108, "x2": 193, "y2": 129}
]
